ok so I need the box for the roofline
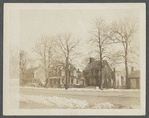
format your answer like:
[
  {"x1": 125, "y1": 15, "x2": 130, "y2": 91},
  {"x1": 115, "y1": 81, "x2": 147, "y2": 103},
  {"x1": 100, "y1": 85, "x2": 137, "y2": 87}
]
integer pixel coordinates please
[{"x1": 34, "y1": 67, "x2": 43, "y2": 74}]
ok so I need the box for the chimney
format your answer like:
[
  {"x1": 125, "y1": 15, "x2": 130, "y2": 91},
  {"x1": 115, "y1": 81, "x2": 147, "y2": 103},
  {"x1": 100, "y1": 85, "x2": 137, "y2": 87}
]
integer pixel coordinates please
[
  {"x1": 90, "y1": 57, "x2": 94, "y2": 63},
  {"x1": 131, "y1": 67, "x2": 134, "y2": 72}
]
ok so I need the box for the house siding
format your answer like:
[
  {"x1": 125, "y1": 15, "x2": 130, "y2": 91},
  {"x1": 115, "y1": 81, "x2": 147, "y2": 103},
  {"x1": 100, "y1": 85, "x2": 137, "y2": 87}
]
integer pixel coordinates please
[
  {"x1": 130, "y1": 78, "x2": 140, "y2": 89},
  {"x1": 21, "y1": 67, "x2": 46, "y2": 86},
  {"x1": 83, "y1": 59, "x2": 113, "y2": 88},
  {"x1": 46, "y1": 64, "x2": 78, "y2": 88},
  {"x1": 34, "y1": 68, "x2": 46, "y2": 84},
  {"x1": 128, "y1": 70, "x2": 140, "y2": 89}
]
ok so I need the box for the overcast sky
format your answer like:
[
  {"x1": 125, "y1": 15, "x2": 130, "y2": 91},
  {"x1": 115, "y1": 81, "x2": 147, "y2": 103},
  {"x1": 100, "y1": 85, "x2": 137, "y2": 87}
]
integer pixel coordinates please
[{"x1": 20, "y1": 7, "x2": 140, "y2": 71}]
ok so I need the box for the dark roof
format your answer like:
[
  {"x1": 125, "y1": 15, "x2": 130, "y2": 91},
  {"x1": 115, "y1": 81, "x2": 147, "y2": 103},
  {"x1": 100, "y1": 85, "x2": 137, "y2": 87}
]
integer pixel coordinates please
[
  {"x1": 69, "y1": 64, "x2": 76, "y2": 71},
  {"x1": 128, "y1": 70, "x2": 140, "y2": 78},
  {"x1": 83, "y1": 61, "x2": 99, "y2": 71},
  {"x1": 25, "y1": 66, "x2": 41, "y2": 74},
  {"x1": 62, "y1": 63, "x2": 76, "y2": 71},
  {"x1": 52, "y1": 62, "x2": 76, "y2": 69},
  {"x1": 83, "y1": 60, "x2": 110, "y2": 72},
  {"x1": 76, "y1": 70, "x2": 81, "y2": 73}
]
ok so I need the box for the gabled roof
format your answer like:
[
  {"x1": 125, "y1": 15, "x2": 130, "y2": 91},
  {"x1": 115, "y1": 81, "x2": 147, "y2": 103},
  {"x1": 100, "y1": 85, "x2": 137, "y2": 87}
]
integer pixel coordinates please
[
  {"x1": 83, "y1": 60, "x2": 111, "y2": 72},
  {"x1": 62, "y1": 63, "x2": 76, "y2": 71},
  {"x1": 76, "y1": 69, "x2": 81, "y2": 73},
  {"x1": 69, "y1": 64, "x2": 76, "y2": 71},
  {"x1": 51, "y1": 62, "x2": 76, "y2": 70},
  {"x1": 25, "y1": 66, "x2": 41, "y2": 74},
  {"x1": 83, "y1": 61, "x2": 99, "y2": 71},
  {"x1": 128, "y1": 70, "x2": 140, "y2": 78}
]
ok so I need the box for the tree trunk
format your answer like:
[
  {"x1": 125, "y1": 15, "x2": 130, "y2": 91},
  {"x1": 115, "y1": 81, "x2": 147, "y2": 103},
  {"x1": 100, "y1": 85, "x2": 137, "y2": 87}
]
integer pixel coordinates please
[
  {"x1": 65, "y1": 56, "x2": 68, "y2": 89},
  {"x1": 99, "y1": 46, "x2": 103, "y2": 89},
  {"x1": 101, "y1": 75, "x2": 105, "y2": 89},
  {"x1": 125, "y1": 52, "x2": 129, "y2": 89},
  {"x1": 22, "y1": 72, "x2": 24, "y2": 86},
  {"x1": 44, "y1": 61, "x2": 47, "y2": 88},
  {"x1": 113, "y1": 68, "x2": 116, "y2": 88},
  {"x1": 125, "y1": 44, "x2": 129, "y2": 89}
]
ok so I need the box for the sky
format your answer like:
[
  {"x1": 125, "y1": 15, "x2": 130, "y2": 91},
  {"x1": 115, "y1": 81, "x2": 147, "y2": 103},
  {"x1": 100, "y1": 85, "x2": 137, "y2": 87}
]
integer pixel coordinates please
[{"x1": 20, "y1": 7, "x2": 140, "y2": 71}]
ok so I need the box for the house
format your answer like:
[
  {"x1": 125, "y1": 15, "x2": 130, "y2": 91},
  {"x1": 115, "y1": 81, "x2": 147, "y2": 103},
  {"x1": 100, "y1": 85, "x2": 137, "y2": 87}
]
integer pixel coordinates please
[
  {"x1": 128, "y1": 68, "x2": 140, "y2": 89},
  {"x1": 46, "y1": 63, "x2": 78, "y2": 88},
  {"x1": 114, "y1": 71, "x2": 126, "y2": 89},
  {"x1": 77, "y1": 74, "x2": 85, "y2": 86},
  {"x1": 76, "y1": 69, "x2": 81, "y2": 78},
  {"x1": 68, "y1": 64, "x2": 77, "y2": 85},
  {"x1": 21, "y1": 66, "x2": 46, "y2": 86},
  {"x1": 83, "y1": 57, "x2": 113, "y2": 88},
  {"x1": 46, "y1": 63, "x2": 64, "y2": 88}
]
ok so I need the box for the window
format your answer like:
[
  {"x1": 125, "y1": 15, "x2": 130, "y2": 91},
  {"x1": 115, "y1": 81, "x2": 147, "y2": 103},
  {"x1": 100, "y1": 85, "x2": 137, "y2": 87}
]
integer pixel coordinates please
[
  {"x1": 62, "y1": 70, "x2": 65, "y2": 76},
  {"x1": 93, "y1": 79, "x2": 96, "y2": 84},
  {"x1": 89, "y1": 79, "x2": 92, "y2": 84},
  {"x1": 49, "y1": 72, "x2": 51, "y2": 77},
  {"x1": 62, "y1": 78, "x2": 65, "y2": 84},
  {"x1": 52, "y1": 79, "x2": 54, "y2": 84},
  {"x1": 104, "y1": 73, "x2": 107, "y2": 79},
  {"x1": 73, "y1": 70, "x2": 76, "y2": 76},
  {"x1": 56, "y1": 79, "x2": 58, "y2": 85}
]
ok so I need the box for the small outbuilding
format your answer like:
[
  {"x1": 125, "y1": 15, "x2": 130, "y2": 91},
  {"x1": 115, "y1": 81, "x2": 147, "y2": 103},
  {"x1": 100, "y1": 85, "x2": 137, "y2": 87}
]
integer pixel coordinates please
[{"x1": 128, "y1": 70, "x2": 140, "y2": 89}]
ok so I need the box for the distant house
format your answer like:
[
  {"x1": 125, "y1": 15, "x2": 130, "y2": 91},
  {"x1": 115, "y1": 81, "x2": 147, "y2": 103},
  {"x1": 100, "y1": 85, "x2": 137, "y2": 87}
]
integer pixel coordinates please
[
  {"x1": 128, "y1": 69, "x2": 140, "y2": 89},
  {"x1": 114, "y1": 71, "x2": 126, "y2": 89},
  {"x1": 76, "y1": 69, "x2": 81, "y2": 78},
  {"x1": 76, "y1": 69, "x2": 85, "y2": 86},
  {"x1": 68, "y1": 64, "x2": 77, "y2": 85},
  {"x1": 21, "y1": 66, "x2": 46, "y2": 86},
  {"x1": 83, "y1": 57, "x2": 113, "y2": 88},
  {"x1": 78, "y1": 74, "x2": 85, "y2": 86}
]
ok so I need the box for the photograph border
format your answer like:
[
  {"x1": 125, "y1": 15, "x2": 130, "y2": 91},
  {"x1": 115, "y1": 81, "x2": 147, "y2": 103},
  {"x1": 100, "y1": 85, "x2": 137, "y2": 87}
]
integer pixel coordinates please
[{"x1": 3, "y1": 2, "x2": 146, "y2": 116}]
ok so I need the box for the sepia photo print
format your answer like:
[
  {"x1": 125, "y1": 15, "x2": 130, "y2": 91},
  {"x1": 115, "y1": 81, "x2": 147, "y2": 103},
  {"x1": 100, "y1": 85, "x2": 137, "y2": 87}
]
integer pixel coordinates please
[{"x1": 3, "y1": 3, "x2": 146, "y2": 115}]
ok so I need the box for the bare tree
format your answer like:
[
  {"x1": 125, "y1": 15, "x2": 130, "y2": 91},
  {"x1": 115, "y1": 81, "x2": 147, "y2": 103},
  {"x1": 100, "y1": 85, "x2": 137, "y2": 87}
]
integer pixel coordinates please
[
  {"x1": 108, "y1": 50, "x2": 124, "y2": 69},
  {"x1": 111, "y1": 18, "x2": 138, "y2": 89},
  {"x1": 20, "y1": 50, "x2": 28, "y2": 85},
  {"x1": 55, "y1": 33, "x2": 79, "y2": 89},
  {"x1": 9, "y1": 47, "x2": 19, "y2": 79},
  {"x1": 33, "y1": 36, "x2": 55, "y2": 87},
  {"x1": 89, "y1": 18, "x2": 113, "y2": 89},
  {"x1": 127, "y1": 40, "x2": 140, "y2": 69},
  {"x1": 78, "y1": 56, "x2": 90, "y2": 71}
]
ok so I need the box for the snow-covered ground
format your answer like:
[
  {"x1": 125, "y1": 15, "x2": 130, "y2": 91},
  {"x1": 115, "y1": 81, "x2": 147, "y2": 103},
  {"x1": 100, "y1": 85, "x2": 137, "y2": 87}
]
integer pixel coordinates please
[
  {"x1": 20, "y1": 86, "x2": 140, "y2": 92},
  {"x1": 20, "y1": 94, "x2": 137, "y2": 109}
]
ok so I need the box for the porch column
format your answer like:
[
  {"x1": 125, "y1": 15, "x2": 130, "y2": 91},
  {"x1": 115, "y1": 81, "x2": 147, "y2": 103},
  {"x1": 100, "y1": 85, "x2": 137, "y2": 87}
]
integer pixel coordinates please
[
  {"x1": 74, "y1": 78, "x2": 76, "y2": 85},
  {"x1": 60, "y1": 78, "x2": 62, "y2": 85}
]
